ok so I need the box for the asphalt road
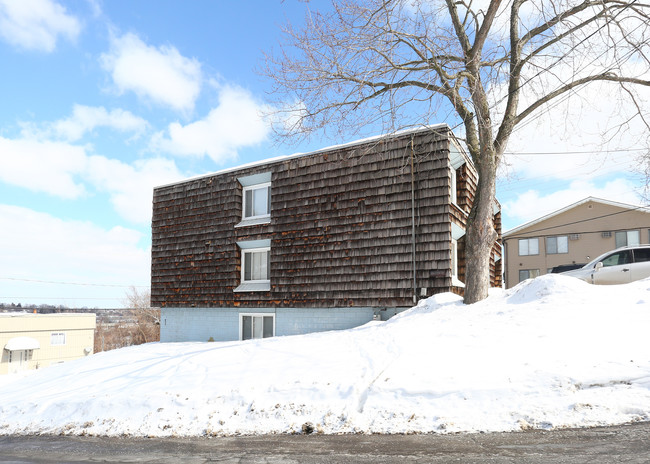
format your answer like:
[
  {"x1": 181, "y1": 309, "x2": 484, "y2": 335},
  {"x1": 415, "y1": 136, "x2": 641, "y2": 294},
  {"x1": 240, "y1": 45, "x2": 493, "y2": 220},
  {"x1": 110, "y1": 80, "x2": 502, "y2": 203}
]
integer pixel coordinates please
[{"x1": 1, "y1": 422, "x2": 649, "y2": 463}]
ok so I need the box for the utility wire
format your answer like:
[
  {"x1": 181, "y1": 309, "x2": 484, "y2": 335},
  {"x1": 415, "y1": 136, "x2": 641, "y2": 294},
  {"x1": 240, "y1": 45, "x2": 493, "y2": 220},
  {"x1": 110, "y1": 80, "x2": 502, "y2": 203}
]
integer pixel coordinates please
[
  {"x1": 504, "y1": 148, "x2": 646, "y2": 156},
  {"x1": 505, "y1": 203, "x2": 650, "y2": 239},
  {"x1": 0, "y1": 296, "x2": 125, "y2": 301},
  {"x1": 446, "y1": 0, "x2": 644, "y2": 141},
  {"x1": 0, "y1": 277, "x2": 149, "y2": 288}
]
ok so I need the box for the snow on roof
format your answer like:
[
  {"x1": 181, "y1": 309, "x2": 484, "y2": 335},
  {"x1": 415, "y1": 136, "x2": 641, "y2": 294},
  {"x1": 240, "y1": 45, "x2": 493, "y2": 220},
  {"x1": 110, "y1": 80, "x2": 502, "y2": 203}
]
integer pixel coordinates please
[
  {"x1": 503, "y1": 196, "x2": 650, "y2": 238},
  {"x1": 155, "y1": 124, "x2": 451, "y2": 189},
  {"x1": 4, "y1": 336, "x2": 40, "y2": 351}
]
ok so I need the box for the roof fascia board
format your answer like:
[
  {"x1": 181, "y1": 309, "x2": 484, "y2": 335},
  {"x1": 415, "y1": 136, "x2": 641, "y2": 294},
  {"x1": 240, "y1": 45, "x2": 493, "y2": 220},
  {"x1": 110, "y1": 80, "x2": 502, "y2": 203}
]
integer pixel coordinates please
[
  {"x1": 155, "y1": 124, "x2": 450, "y2": 190},
  {"x1": 503, "y1": 196, "x2": 650, "y2": 238}
]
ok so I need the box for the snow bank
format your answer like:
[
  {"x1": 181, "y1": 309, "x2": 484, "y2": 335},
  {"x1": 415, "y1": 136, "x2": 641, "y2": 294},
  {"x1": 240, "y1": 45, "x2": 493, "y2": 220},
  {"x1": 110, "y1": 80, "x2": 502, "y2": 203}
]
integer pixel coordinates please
[{"x1": 1, "y1": 274, "x2": 649, "y2": 437}]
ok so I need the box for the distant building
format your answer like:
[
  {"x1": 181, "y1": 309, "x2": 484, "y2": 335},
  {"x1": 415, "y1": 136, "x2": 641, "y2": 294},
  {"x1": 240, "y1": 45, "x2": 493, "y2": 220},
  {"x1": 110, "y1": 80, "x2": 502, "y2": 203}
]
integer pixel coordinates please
[
  {"x1": 0, "y1": 313, "x2": 96, "y2": 374},
  {"x1": 502, "y1": 197, "x2": 650, "y2": 288}
]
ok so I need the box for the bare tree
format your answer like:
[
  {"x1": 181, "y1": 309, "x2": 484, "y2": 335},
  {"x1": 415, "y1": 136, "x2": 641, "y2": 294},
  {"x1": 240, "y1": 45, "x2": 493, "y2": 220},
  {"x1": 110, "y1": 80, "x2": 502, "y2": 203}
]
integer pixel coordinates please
[
  {"x1": 94, "y1": 287, "x2": 159, "y2": 352},
  {"x1": 263, "y1": 0, "x2": 650, "y2": 303},
  {"x1": 123, "y1": 286, "x2": 159, "y2": 345}
]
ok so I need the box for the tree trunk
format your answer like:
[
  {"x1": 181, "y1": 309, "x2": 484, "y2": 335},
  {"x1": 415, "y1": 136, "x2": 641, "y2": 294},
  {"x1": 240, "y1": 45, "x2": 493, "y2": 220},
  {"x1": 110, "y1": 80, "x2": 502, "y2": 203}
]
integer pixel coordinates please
[{"x1": 463, "y1": 159, "x2": 498, "y2": 304}]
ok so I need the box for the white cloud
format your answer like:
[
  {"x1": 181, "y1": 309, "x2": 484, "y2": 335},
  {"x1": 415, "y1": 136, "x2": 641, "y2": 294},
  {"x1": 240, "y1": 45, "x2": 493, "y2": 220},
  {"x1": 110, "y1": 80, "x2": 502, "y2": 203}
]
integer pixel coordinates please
[
  {"x1": 0, "y1": 136, "x2": 87, "y2": 198},
  {"x1": 0, "y1": 0, "x2": 80, "y2": 52},
  {"x1": 152, "y1": 85, "x2": 271, "y2": 163},
  {"x1": 100, "y1": 33, "x2": 202, "y2": 112},
  {"x1": 0, "y1": 134, "x2": 183, "y2": 224},
  {"x1": 499, "y1": 77, "x2": 649, "y2": 183},
  {"x1": 0, "y1": 204, "x2": 150, "y2": 307},
  {"x1": 502, "y1": 178, "x2": 644, "y2": 228},
  {"x1": 85, "y1": 156, "x2": 184, "y2": 224},
  {"x1": 51, "y1": 105, "x2": 149, "y2": 141}
]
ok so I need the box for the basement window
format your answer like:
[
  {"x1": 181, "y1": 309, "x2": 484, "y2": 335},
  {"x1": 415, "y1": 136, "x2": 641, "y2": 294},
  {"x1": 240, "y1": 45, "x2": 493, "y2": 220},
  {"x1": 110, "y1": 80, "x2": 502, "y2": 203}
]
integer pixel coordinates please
[{"x1": 240, "y1": 313, "x2": 275, "y2": 340}]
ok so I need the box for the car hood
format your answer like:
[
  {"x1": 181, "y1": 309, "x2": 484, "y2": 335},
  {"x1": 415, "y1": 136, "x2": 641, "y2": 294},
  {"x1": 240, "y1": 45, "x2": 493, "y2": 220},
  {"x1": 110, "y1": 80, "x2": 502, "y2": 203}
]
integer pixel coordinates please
[{"x1": 559, "y1": 266, "x2": 593, "y2": 279}]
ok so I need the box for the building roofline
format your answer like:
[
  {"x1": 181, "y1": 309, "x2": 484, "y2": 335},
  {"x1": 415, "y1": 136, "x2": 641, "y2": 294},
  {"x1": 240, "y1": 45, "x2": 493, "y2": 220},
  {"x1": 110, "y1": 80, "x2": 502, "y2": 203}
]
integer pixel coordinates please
[
  {"x1": 503, "y1": 196, "x2": 650, "y2": 238},
  {"x1": 154, "y1": 124, "x2": 451, "y2": 190}
]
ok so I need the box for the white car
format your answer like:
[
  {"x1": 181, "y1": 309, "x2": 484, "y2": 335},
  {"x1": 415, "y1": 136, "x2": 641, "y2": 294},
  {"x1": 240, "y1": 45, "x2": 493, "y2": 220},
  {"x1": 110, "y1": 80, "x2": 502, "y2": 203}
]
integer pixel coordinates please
[{"x1": 560, "y1": 245, "x2": 650, "y2": 285}]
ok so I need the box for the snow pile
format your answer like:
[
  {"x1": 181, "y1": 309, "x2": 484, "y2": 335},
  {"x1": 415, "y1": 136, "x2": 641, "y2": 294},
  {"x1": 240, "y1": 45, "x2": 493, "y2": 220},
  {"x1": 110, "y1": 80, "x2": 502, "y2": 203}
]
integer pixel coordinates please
[{"x1": 1, "y1": 274, "x2": 650, "y2": 437}]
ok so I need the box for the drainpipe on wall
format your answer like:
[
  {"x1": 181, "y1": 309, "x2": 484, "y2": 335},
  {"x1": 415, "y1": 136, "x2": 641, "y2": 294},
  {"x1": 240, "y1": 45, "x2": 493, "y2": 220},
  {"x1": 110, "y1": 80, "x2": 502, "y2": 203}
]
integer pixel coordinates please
[{"x1": 410, "y1": 137, "x2": 417, "y2": 304}]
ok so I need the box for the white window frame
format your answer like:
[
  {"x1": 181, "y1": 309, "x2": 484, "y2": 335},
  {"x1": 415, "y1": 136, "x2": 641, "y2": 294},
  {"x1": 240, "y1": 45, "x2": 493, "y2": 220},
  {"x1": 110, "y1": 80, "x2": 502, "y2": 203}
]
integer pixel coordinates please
[
  {"x1": 50, "y1": 332, "x2": 66, "y2": 346},
  {"x1": 519, "y1": 269, "x2": 540, "y2": 282},
  {"x1": 546, "y1": 236, "x2": 568, "y2": 255},
  {"x1": 239, "y1": 313, "x2": 275, "y2": 340},
  {"x1": 241, "y1": 247, "x2": 270, "y2": 283},
  {"x1": 615, "y1": 230, "x2": 640, "y2": 248},
  {"x1": 518, "y1": 238, "x2": 539, "y2": 256},
  {"x1": 450, "y1": 167, "x2": 457, "y2": 205},
  {"x1": 451, "y1": 239, "x2": 458, "y2": 277},
  {"x1": 242, "y1": 182, "x2": 271, "y2": 220}
]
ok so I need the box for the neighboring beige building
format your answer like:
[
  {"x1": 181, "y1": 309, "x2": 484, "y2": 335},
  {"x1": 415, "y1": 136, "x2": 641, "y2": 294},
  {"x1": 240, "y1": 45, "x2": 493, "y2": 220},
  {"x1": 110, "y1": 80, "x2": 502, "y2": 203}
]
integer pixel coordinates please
[
  {"x1": 503, "y1": 197, "x2": 650, "y2": 288},
  {"x1": 0, "y1": 313, "x2": 96, "y2": 375}
]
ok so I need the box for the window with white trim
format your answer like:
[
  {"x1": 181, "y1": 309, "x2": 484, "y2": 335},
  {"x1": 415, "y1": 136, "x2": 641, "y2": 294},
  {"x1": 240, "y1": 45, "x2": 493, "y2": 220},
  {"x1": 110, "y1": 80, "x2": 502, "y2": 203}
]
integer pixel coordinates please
[
  {"x1": 615, "y1": 230, "x2": 640, "y2": 248},
  {"x1": 450, "y1": 167, "x2": 457, "y2": 204},
  {"x1": 546, "y1": 236, "x2": 568, "y2": 254},
  {"x1": 519, "y1": 269, "x2": 540, "y2": 282},
  {"x1": 243, "y1": 183, "x2": 271, "y2": 220},
  {"x1": 518, "y1": 238, "x2": 539, "y2": 256},
  {"x1": 235, "y1": 240, "x2": 271, "y2": 292},
  {"x1": 243, "y1": 247, "x2": 270, "y2": 282},
  {"x1": 51, "y1": 332, "x2": 66, "y2": 346},
  {"x1": 240, "y1": 313, "x2": 275, "y2": 340},
  {"x1": 451, "y1": 239, "x2": 458, "y2": 277}
]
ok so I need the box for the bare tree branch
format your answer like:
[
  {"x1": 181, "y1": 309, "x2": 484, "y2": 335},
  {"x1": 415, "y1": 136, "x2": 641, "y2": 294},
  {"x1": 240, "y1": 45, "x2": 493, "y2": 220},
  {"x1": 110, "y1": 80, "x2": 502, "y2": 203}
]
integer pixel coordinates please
[
  {"x1": 262, "y1": 0, "x2": 650, "y2": 303},
  {"x1": 515, "y1": 72, "x2": 650, "y2": 125}
]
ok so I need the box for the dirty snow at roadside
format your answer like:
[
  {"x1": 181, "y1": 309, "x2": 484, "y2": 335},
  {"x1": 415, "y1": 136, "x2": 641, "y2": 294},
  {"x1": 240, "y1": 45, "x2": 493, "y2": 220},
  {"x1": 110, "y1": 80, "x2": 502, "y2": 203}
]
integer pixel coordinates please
[{"x1": 1, "y1": 274, "x2": 650, "y2": 437}]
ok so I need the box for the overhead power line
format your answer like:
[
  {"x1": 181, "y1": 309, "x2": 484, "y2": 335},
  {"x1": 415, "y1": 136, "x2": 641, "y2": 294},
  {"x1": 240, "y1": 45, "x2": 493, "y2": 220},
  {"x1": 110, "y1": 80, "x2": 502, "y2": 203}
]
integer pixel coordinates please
[
  {"x1": 0, "y1": 277, "x2": 149, "y2": 288},
  {"x1": 506, "y1": 203, "x2": 650, "y2": 239},
  {"x1": 0, "y1": 296, "x2": 125, "y2": 301},
  {"x1": 504, "y1": 148, "x2": 646, "y2": 156}
]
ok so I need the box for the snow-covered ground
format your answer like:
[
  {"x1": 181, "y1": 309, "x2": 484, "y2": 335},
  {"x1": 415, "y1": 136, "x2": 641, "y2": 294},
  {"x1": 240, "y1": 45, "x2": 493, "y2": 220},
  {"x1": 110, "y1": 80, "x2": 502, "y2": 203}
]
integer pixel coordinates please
[{"x1": 1, "y1": 274, "x2": 649, "y2": 437}]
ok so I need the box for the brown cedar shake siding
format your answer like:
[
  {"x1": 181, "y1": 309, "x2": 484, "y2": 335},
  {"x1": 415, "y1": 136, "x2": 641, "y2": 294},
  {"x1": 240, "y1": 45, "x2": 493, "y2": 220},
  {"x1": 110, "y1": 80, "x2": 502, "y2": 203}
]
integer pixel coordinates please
[{"x1": 151, "y1": 126, "x2": 502, "y2": 311}]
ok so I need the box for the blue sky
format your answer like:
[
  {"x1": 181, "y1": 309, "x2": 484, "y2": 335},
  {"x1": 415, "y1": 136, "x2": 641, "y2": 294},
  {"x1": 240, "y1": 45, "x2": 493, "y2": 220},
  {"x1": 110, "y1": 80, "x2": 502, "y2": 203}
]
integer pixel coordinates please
[{"x1": 0, "y1": 0, "x2": 647, "y2": 308}]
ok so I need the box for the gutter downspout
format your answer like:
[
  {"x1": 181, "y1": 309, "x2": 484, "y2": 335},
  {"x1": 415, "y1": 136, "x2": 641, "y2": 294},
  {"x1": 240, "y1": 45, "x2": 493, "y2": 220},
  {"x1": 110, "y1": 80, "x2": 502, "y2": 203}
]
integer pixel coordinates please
[{"x1": 411, "y1": 137, "x2": 417, "y2": 304}]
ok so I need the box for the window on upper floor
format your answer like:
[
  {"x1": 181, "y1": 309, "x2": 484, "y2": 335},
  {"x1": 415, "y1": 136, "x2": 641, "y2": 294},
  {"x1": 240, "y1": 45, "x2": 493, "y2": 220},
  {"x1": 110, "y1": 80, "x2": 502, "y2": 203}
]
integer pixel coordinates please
[
  {"x1": 615, "y1": 230, "x2": 640, "y2": 248},
  {"x1": 243, "y1": 247, "x2": 270, "y2": 282},
  {"x1": 518, "y1": 238, "x2": 539, "y2": 256},
  {"x1": 450, "y1": 166, "x2": 457, "y2": 205},
  {"x1": 235, "y1": 240, "x2": 271, "y2": 293},
  {"x1": 243, "y1": 182, "x2": 271, "y2": 220},
  {"x1": 546, "y1": 236, "x2": 568, "y2": 254},
  {"x1": 236, "y1": 172, "x2": 272, "y2": 228},
  {"x1": 51, "y1": 332, "x2": 66, "y2": 346}
]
